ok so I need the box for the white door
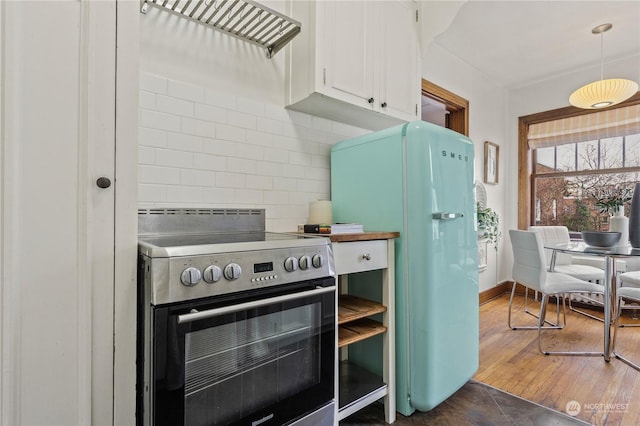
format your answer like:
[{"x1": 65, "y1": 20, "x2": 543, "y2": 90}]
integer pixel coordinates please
[
  {"x1": 379, "y1": 1, "x2": 420, "y2": 121},
  {"x1": 0, "y1": 2, "x2": 137, "y2": 424}
]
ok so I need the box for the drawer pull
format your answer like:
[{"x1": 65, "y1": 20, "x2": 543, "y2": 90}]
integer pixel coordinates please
[{"x1": 363, "y1": 253, "x2": 372, "y2": 261}]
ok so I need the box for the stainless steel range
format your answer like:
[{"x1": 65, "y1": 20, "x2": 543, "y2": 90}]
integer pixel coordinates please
[{"x1": 136, "y1": 208, "x2": 336, "y2": 426}]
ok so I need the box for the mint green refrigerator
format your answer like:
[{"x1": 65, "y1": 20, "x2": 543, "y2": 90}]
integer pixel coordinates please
[{"x1": 331, "y1": 121, "x2": 479, "y2": 416}]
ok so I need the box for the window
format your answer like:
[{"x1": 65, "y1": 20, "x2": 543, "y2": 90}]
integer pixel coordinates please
[{"x1": 517, "y1": 94, "x2": 640, "y2": 231}]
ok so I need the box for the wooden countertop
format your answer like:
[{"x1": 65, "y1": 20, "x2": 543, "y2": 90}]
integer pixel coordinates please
[{"x1": 300, "y1": 231, "x2": 399, "y2": 242}]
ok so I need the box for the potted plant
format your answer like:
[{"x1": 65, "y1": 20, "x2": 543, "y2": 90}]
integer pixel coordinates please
[
  {"x1": 590, "y1": 186, "x2": 633, "y2": 216},
  {"x1": 477, "y1": 202, "x2": 500, "y2": 250}
]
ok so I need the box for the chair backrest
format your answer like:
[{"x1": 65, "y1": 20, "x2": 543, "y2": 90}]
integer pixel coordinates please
[
  {"x1": 528, "y1": 225, "x2": 573, "y2": 266},
  {"x1": 509, "y1": 229, "x2": 547, "y2": 292}
]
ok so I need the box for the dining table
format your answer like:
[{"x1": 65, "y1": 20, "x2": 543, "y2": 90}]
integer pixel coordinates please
[{"x1": 544, "y1": 241, "x2": 640, "y2": 362}]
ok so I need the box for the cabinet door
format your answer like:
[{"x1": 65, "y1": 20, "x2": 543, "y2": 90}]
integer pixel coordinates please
[
  {"x1": 379, "y1": 1, "x2": 420, "y2": 121},
  {"x1": 323, "y1": 1, "x2": 377, "y2": 110},
  {"x1": 0, "y1": 2, "x2": 133, "y2": 424}
]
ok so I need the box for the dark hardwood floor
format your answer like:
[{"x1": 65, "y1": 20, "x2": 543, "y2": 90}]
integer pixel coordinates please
[{"x1": 340, "y1": 291, "x2": 640, "y2": 425}]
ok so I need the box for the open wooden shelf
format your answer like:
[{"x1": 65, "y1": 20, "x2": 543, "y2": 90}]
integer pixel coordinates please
[
  {"x1": 338, "y1": 318, "x2": 387, "y2": 348},
  {"x1": 338, "y1": 294, "x2": 386, "y2": 324}
]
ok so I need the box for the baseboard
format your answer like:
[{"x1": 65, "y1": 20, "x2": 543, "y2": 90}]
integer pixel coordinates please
[
  {"x1": 479, "y1": 282, "x2": 607, "y2": 313},
  {"x1": 479, "y1": 281, "x2": 529, "y2": 304}
]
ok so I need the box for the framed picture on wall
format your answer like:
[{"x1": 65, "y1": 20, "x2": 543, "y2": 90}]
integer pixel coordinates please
[{"x1": 484, "y1": 141, "x2": 499, "y2": 185}]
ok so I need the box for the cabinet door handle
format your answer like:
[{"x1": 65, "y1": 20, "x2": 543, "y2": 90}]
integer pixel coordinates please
[
  {"x1": 381, "y1": 102, "x2": 387, "y2": 108},
  {"x1": 368, "y1": 98, "x2": 374, "y2": 104},
  {"x1": 363, "y1": 253, "x2": 372, "y2": 261}
]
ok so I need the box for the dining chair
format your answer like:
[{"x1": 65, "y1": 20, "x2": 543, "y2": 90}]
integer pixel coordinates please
[
  {"x1": 510, "y1": 229, "x2": 605, "y2": 356},
  {"x1": 618, "y1": 271, "x2": 640, "y2": 326},
  {"x1": 620, "y1": 271, "x2": 640, "y2": 288},
  {"x1": 529, "y1": 226, "x2": 606, "y2": 322},
  {"x1": 612, "y1": 285, "x2": 640, "y2": 371}
]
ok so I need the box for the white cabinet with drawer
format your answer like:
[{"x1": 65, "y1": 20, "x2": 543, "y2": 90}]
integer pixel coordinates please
[
  {"x1": 327, "y1": 233, "x2": 398, "y2": 423},
  {"x1": 333, "y1": 240, "x2": 388, "y2": 274}
]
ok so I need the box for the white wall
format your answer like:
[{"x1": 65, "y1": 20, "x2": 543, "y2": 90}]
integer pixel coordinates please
[
  {"x1": 422, "y1": 42, "x2": 509, "y2": 292},
  {"x1": 139, "y1": 2, "x2": 369, "y2": 232}
]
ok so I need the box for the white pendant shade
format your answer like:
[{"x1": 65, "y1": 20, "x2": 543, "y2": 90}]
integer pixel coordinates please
[{"x1": 570, "y1": 78, "x2": 639, "y2": 109}]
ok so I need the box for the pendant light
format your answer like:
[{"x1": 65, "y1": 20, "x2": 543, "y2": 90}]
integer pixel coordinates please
[{"x1": 569, "y1": 23, "x2": 638, "y2": 109}]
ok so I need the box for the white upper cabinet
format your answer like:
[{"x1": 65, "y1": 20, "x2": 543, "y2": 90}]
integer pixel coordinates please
[{"x1": 286, "y1": 0, "x2": 420, "y2": 130}]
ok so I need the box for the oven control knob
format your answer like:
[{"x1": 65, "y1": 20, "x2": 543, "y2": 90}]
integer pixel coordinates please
[
  {"x1": 223, "y1": 263, "x2": 242, "y2": 281},
  {"x1": 312, "y1": 254, "x2": 324, "y2": 268},
  {"x1": 299, "y1": 255, "x2": 312, "y2": 270},
  {"x1": 203, "y1": 265, "x2": 223, "y2": 283},
  {"x1": 284, "y1": 256, "x2": 299, "y2": 272},
  {"x1": 180, "y1": 267, "x2": 202, "y2": 286}
]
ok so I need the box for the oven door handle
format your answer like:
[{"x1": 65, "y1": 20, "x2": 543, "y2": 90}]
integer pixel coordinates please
[{"x1": 177, "y1": 285, "x2": 336, "y2": 324}]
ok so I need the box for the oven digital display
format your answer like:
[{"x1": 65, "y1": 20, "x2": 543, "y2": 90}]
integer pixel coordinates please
[{"x1": 254, "y1": 262, "x2": 273, "y2": 273}]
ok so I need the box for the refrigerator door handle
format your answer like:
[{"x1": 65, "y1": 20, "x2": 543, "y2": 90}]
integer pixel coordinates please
[{"x1": 432, "y1": 212, "x2": 464, "y2": 220}]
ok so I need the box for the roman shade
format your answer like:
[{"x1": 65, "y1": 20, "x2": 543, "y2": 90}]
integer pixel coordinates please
[{"x1": 528, "y1": 104, "x2": 640, "y2": 149}]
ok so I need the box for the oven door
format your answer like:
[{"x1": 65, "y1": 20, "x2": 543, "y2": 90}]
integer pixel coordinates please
[{"x1": 151, "y1": 277, "x2": 335, "y2": 426}]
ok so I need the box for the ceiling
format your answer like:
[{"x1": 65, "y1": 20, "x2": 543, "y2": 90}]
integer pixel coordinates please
[{"x1": 425, "y1": 0, "x2": 640, "y2": 90}]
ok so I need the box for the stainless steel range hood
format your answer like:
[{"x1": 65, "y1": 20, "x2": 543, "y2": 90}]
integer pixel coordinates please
[{"x1": 140, "y1": 0, "x2": 301, "y2": 58}]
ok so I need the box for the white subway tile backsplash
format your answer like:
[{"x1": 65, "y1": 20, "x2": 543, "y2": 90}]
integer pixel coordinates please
[
  {"x1": 155, "y1": 148, "x2": 194, "y2": 168},
  {"x1": 264, "y1": 190, "x2": 290, "y2": 204},
  {"x1": 286, "y1": 110, "x2": 313, "y2": 128},
  {"x1": 236, "y1": 143, "x2": 263, "y2": 161},
  {"x1": 296, "y1": 178, "x2": 320, "y2": 193},
  {"x1": 139, "y1": 91, "x2": 156, "y2": 110},
  {"x1": 255, "y1": 161, "x2": 283, "y2": 177},
  {"x1": 235, "y1": 189, "x2": 264, "y2": 204},
  {"x1": 264, "y1": 104, "x2": 291, "y2": 122},
  {"x1": 157, "y1": 95, "x2": 194, "y2": 117},
  {"x1": 139, "y1": 127, "x2": 168, "y2": 148},
  {"x1": 181, "y1": 117, "x2": 217, "y2": 138},
  {"x1": 282, "y1": 164, "x2": 306, "y2": 179},
  {"x1": 139, "y1": 165, "x2": 181, "y2": 184},
  {"x1": 140, "y1": 110, "x2": 181, "y2": 132},
  {"x1": 216, "y1": 124, "x2": 246, "y2": 143},
  {"x1": 203, "y1": 187, "x2": 236, "y2": 204},
  {"x1": 166, "y1": 185, "x2": 204, "y2": 203},
  {"x1": 194, "y1": 153, "x2": 227, "y2": 171},
  {"x1": 168, "y1": 79, "x2": 205, "y2": 103},
  {"x1": 138, "y1": 184, "x2": 167, "y2": 202},
  {"x1": 263, "y1": 147, "x2": 289, "y2": 164},
  {"x1": 202, "y1": 138, "x2": 237, "y2": 157},
  {"x1": 246, "y1": 129, "x2": 274, "y2": 147},
  {"x1": 195, "y1": 103, "x2": 227, "y2": 124},
  {"x1": 311, "y1": 154, "x2": 331, "y2": 168},
  {"x1": 139, "y1": 73, "x2": 168, "y2": 94},
  {"x1": 289, "y1": 152, "x2": 312, "y2": 167},
  {"x1": 257, "y1": 117, "x2": 283, "y2": 135},
  {"x1": 305, "y1": 167, "x2": 330, "y2": 182},
  {"x1": 228, "y1": 111, "x2": 257, "y2": 130},
  {"x1": 138, "y1": 74, "x2": 372, "y2": 229},
  {"x1": 311, "y1": 116, "x2": 334, "y2": 133},
  {"x1": 227, "y1": 158, "x2": 256, "y2": 174},
  {"x1": 204, "y1": 89, "x2": 236, "y2": 109},
  {"x1": 138, "y1": 146, "x2": 156, "y2": 164},
  {"x1": 273, "y1": 177, "x2": 298, "y2": 191},
  {"x1": 216, "y1": 172, "x2": 247, "y2": 188},
  {"x1": 236, "y1": 97, "x2": 265, "y2": 117},
  {"x1": 246, "y1": 175, "x2": 273, "y2": 190},
  {"x1": 180, "y1": 169, "x2": 216, "y2": 186},
  {"x1": 167, "y1": 132, "x2": 204, "y2": 152}
]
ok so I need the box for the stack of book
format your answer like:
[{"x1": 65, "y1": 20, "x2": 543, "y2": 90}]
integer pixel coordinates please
[{"x1": 298, "y1": 223, "x2": 364, "y2": 234}]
